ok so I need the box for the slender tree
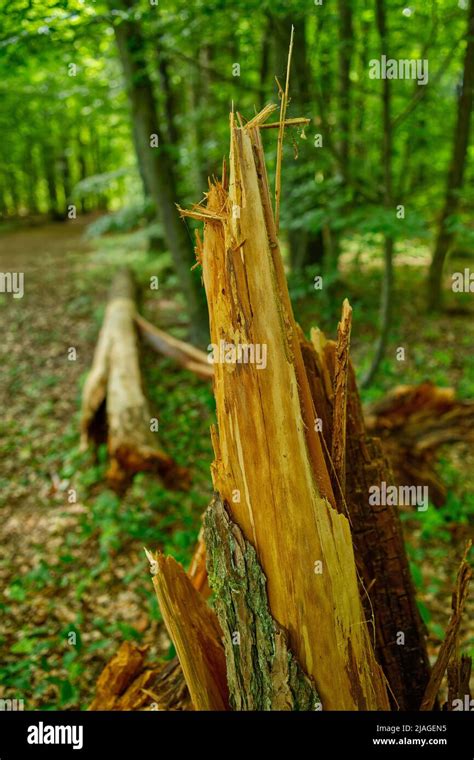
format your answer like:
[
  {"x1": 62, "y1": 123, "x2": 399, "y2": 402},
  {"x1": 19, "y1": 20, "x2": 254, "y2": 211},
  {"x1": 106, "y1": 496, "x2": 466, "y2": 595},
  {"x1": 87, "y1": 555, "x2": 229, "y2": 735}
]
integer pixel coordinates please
[
  {"x1": 337, "y1": 0, "x2": 354, "y2": 185},
  {"x1": 427, "y1": 0, "x2": 474, "y2": 311},
  {"x1": 272, "y1": 15, "x2": 326, "y2": 269},
  {"x1": 362, "y1": 0, "x2": 394, "y2": 387},
  {"x1": 109, "y1": 0, "x2": 209, "y2": 345}
]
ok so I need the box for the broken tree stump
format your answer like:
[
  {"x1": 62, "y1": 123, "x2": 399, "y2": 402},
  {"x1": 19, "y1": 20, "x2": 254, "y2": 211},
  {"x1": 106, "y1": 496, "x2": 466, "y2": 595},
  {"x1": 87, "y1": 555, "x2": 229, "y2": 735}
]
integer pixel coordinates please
[
  {"x1": 80, "y1": 268, "x2": 189, "y2": 492},
  {"x1": 131, "y1": 101, "x2": 471, "y2": 712},
  {"x1": 181, "y1": 108, "x2": 389, "y2": 710}
]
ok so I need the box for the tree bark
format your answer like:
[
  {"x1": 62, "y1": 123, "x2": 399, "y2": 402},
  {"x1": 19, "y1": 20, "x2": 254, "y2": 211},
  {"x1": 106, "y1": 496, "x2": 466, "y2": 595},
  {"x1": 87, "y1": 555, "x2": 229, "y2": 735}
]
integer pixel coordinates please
[
  {"x1": 427, "y1": 0, "x2": 474, "y2": 311},
  {"x1": 109, "y1": 0, "x2": 209, "y2": 346},
  {"x1": 204, "y1": 494, "x2": 321, "y2": 711},
  {"x1": 362, "y1": 0, "x2": 395, "y2": 387}
]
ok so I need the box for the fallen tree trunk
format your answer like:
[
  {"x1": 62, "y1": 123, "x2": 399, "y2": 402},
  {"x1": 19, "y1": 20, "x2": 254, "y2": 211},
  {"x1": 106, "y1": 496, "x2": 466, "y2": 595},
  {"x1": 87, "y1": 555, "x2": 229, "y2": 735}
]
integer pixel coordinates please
[
  {"x1": 366, "y1": 383, "x2": 474, "y2": 507},
  {"x1": 80, "y1": 268, "x2": 189, "y2": 492}
]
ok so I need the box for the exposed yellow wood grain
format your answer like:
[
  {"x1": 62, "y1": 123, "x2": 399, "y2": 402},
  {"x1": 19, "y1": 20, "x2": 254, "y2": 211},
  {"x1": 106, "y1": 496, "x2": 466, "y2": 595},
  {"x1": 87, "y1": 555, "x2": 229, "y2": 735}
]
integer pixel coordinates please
[{"x1": 197, "y1": 118, "x2": 389, "y2": 710}]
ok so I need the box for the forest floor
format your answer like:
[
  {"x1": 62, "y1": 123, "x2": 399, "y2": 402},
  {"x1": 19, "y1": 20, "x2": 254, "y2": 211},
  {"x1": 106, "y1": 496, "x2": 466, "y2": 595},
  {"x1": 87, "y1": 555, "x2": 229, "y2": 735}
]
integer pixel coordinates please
[{"x1": 0, "y1": 218, "x2": 472, "y2": 709}]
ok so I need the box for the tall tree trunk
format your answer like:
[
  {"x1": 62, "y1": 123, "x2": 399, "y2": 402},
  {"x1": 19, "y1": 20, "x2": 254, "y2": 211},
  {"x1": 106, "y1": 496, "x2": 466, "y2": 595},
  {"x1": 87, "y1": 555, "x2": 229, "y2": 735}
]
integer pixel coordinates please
[
  {"x1": 259, "y1": 14, "x2": 273, "y2": 107},
  {"x1": 5, "y1": 169, "x2": 20, "y2": 216},
  {"x1": 24, "y1": 144, "x2": 38, "y2": 215},
  {"x1": 153, "y1": 47, "x2": 181, "y2": 253},
  {"x1": 273, "y1": 15, "x2": 326, "y2": 269},
  {"x1": 77, "y1": 131, "x2": 89, "y2": 214},
  {"x1": 43, "y1": 146, "x2": 61, "y2": 220},
  {"x1": 190, "y1": 45, "x2": 214, "y2": 192},
  {"x1": 427, "y1": 0, "x2": 474, "y2": 311},
  {"x1": 317, "y1": 0, "x2": 355, "y2": 291},
  {"x1": 0, "y1": 185, "x2": 7, "y2": 218},
  {"x1": 354, "y1": 9, "x2": 370, "y2": 167},
  {"x1": 362, "y1": 0, "x2": 394, "y2": 387},
  {"x1": 58, "y1": 148, "x2": 72, "y2": 217},
  {"x1": 109, "y1": 0, "x2": 208, "y2": 346},
  {"x1": 92, "y1": 133, "x2": 108, "y2": 212},
  {"x1": 337, "y1": 0, "x2": 354, "y2": 184},
  {"x1": 157, "y1": 53, "x2": 180, "y2": 147}
]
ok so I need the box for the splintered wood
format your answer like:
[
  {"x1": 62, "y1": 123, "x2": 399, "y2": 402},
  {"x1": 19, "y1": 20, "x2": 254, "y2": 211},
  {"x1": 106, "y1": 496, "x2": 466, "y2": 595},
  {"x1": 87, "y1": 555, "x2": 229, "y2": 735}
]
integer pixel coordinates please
[
  {"x1": 181, "y1": 110, "x2": 389, "y2": 710},
  {"x1": 89, "y1": 640, "x2": 192, "y2": 711},
  {"x1": 151, "y1": 553, "x2": 229, "y2": 711},
  {"x1": 301, "y1": 329, "x2": 432, "y2": 710},
  {"x1": 331, "y1": 298, "x2": 352, "y2": 498},
  {"x1": 420, "y1": 542, "x2": 472, "y2": 711}
]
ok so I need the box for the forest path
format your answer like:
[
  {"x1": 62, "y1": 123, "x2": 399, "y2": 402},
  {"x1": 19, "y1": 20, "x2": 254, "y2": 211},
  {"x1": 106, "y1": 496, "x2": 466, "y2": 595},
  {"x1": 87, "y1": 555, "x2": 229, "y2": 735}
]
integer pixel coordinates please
[
  {"x1": 0, "y1": 217, "x2": 213, "y2": 709},
  {"x1": 0, "y1": 218, "x2": 96, "y2": 518},
  {"x1": 0, "y1": 218, "x2": 119, "y2": 708}
]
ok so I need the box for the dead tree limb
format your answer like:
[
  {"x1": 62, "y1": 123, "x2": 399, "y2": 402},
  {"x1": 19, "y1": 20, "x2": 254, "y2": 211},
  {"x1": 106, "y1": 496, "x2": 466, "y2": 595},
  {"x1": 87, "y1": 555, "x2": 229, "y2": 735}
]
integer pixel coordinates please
[
  {"x1": 366, "y1": 383, "x2": 474, "y2": 506},
  {"x1": 135, "y1": 313, "x2": 213, "y2": 380}
]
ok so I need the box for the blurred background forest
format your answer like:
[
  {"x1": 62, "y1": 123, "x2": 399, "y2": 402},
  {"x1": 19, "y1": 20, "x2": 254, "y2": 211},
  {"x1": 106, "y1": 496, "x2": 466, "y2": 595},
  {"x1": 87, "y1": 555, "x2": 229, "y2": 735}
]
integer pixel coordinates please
[{"x1": 0, "y1": 0, "x2": 473, "y2": 709}]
